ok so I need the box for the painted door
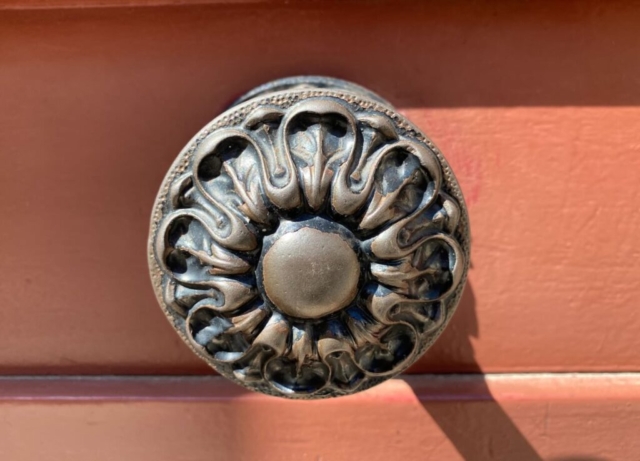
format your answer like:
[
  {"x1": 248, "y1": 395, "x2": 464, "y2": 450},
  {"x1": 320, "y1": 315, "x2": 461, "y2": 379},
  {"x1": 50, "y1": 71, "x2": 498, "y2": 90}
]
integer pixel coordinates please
[{"x1": 1, "y1": 1, "x2": 639, "y2": 459}]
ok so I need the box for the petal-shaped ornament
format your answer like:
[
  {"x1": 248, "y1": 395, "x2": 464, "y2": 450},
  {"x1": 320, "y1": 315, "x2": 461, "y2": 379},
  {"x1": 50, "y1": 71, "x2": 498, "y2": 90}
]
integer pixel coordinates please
[{"x1": 149, "y1": 76, "x2": 470, "y2": 399}]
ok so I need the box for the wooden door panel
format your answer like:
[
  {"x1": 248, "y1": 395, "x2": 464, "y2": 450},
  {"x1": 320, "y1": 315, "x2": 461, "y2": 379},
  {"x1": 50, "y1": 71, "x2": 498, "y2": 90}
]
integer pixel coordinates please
[
  {"x1": 1, "y1": 374, "x2": 639, "y2": 460},
  {"x1": 1, "y1": 1, "x2": 639, "y2": 376}
]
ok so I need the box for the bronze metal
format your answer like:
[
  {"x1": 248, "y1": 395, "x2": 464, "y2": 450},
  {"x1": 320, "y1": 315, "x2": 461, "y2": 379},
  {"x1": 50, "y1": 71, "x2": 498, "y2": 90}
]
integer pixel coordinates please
[
  {"x1": 261, "y1": 224, "x2": 360, "y2": 319},
  {"x1": 148, "y1": 76, "x2": 470, "y2": 399}
]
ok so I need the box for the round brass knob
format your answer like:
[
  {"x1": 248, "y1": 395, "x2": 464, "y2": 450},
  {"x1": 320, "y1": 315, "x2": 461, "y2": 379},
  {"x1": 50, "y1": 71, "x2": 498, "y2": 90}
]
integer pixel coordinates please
[{"x1": 148, "y1": 76, "x2": 470, "y2": 399}]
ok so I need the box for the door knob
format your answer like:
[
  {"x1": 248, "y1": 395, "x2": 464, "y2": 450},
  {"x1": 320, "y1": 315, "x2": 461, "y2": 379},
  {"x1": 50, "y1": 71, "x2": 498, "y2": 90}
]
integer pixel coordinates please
[{"x1": 148, "y1": 76, "x2": 470, "y2": 399}]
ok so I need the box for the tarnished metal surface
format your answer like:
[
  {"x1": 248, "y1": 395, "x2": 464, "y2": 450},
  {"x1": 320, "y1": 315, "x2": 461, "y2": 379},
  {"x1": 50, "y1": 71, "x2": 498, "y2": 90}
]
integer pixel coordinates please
[{"x1": 148, "y1": 77, "x2": 470, "y2": 398}]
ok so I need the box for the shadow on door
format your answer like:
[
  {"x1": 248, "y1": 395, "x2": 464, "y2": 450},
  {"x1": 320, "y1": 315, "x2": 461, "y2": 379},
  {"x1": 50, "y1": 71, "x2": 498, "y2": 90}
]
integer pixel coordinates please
[{"x1": 405, "y1": 284, "x2": 610, "y2": 461}]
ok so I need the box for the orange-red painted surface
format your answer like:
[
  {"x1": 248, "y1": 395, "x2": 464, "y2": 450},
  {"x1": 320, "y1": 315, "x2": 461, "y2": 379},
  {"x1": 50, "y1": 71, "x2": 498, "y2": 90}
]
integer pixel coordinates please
[
  {"x1": 1, "y1": 374, "x2": 639, "y2": 460},
  {"x1": 1, "y1": 1, "x2": 639, "y2": 375},
  {"x1": 1, "y1": 2, "x2": 639, "y2": 459}
]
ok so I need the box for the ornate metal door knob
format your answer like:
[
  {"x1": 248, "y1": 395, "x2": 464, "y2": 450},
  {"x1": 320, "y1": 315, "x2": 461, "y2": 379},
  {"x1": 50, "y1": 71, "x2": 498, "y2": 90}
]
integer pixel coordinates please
[{"x1": 148, "y1": 77, "x2": 470, "y2": 399}]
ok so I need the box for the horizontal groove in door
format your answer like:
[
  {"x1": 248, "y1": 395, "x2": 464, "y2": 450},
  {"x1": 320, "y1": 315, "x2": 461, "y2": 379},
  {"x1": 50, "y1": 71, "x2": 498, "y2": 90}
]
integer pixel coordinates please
[{"x1": 0, "y1": 373, "x2": 638, "y2": 401}]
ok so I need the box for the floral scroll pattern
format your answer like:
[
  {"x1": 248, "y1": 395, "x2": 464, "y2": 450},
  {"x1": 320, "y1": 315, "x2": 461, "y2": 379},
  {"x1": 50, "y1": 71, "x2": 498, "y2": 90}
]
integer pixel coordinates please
[{"x1": 149, "y1": 86, "x2": 469, "y2": 399}]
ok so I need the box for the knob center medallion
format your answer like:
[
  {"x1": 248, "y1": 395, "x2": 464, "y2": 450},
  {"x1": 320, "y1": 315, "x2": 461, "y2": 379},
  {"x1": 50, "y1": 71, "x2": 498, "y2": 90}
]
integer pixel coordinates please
[{"x1": 260, "y1": 220, "x2": 360, "y2": 319}]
